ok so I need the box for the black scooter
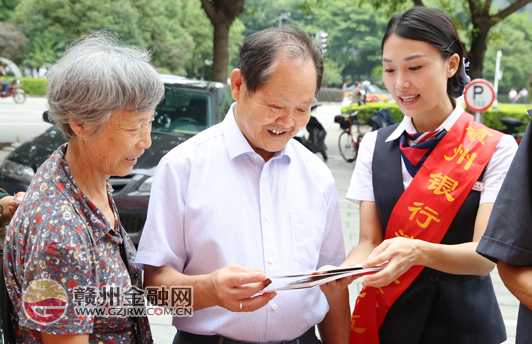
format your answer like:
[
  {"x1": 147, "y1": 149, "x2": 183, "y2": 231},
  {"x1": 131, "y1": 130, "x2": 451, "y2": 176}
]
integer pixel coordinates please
[
  {"x1": 293, "y1": 103, "x2": 328, "y2": 161},
  {"x1": 498, "y1": 117, "x2": 526, "y2": 145}
]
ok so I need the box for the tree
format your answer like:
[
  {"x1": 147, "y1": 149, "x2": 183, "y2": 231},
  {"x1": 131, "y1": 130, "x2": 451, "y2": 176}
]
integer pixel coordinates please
[
  {"x1": 0, "y1": 0, "x2": 19, "y2": 21},
  {"x1": 0, "y1": 21, "x2": 28, "y2": 62},
  {"x1": 240, "y1": 0, "x2": 389, "y2": 85},
  {"x1": 360, "y1": 0, "x2": 532, "y2": 79},
  {"x1": 200, "y1": 0, "x2": 245, "y2": 83},
  {"x1": 12, "y1": 0, "x2": 195, "y2": 74},
  {"x1": 322, "y1": 60, "x2": 343, "y2": 86},
  {"x1": 180, "y1": 0, "x2": 244, "y2": 80},
  {"x1": 482, "y1": 10, "x2": 532, "y2": 99}
]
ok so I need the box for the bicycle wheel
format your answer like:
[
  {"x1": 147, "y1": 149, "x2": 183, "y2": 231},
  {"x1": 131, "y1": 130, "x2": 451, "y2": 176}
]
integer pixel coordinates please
[
  {"x1": 338, "y1": 131, "x2": 357, "y2": 162},
  {"x1": 13, "y1": 90, "x2": 26, "y2": 104}
]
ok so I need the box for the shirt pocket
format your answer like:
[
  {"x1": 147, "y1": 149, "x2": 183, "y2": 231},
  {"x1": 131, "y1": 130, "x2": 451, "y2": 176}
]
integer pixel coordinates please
[{"x1": 290, "y1": 210, "x2": 327, "y2": 269}]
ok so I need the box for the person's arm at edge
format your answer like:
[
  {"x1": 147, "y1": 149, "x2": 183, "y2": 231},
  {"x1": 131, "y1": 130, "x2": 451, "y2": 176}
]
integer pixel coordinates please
[
  {"x1": 317, "y1": 288, "x2": 350, "y2": 344},
  {"x1": 498, "y1": 261, "x2": 532, "y2": 310},
  {"x1": 144, "y1": 264, "x2": 275, "y2": 312},
  {"x1": 42, "y1": 334, "x2": 89, "y2": 344}
]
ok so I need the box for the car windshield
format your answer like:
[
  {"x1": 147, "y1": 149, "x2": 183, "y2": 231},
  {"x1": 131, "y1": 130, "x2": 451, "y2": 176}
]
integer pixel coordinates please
[
  {"x1": 152, "y1": 88, "x2": 212, "y2": 134},
  {"x1": 366, "y1": 84, "x2": 383, "y2": 93}
]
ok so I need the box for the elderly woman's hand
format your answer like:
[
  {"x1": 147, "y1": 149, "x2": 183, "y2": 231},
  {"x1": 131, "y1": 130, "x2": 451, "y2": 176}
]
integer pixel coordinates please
[
  {"x1": 1, "y1": 192, "x2": 25, "y2": 224},
  {"x1": 318, "y1": 265, "x2": 360, "y2": 294}
]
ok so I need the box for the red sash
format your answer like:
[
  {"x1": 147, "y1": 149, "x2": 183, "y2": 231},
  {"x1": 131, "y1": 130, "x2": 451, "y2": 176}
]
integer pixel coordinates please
[{"x1": 350, "y1": 112, "x2": 503, "y2": 343}]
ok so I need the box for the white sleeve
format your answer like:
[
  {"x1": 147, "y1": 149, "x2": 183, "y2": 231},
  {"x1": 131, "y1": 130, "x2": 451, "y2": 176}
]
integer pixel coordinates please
[
  {"x1": 345, "y1": 131, "x2": 377, "y2": 204},
  {"x1": 479, "y1": 134, "x2": 518, "y2": 204},
  {"x1": 135, "y1": 156, "x2": 189, "y2": 272}
]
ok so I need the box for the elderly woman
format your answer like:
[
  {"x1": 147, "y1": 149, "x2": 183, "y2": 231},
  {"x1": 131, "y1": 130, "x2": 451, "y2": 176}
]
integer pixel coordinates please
[{"x1": 3, "y1": 31, "x2": 164, "y2": 343}]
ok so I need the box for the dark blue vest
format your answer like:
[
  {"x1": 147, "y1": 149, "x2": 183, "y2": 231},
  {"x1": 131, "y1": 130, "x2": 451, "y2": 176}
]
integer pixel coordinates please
[{"x1": 372, "y1": 124, "x2": 506, "y2": 344}]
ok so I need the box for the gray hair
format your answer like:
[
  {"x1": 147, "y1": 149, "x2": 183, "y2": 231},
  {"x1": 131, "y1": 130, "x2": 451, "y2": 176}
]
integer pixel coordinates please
[
  {"x1": 47, "y1": 30, "x2": 165, "y2": 140},
  {"x1": 237, "y1": 25, "x2": 324, "y2": 95}
]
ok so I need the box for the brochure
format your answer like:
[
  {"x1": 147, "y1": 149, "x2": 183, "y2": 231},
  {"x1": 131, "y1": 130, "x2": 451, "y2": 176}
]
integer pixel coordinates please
[{"x1": 264, "y1": 264, "x2": 386, "y2": 292}]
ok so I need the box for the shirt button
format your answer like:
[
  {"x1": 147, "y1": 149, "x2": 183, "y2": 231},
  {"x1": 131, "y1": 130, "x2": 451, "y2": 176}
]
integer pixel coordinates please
[
  {"x1": 271, "y1": 303, "x2": 278, "y2": 310},
  {"x1": 262, "y1": 175, "x2": 266, "y2": 179},
  {"x1": 268, "y1": 258, "x2": 274, "y2": 265},
  {"x1": 430, "y1": 275, "x2": 439, "y2": 284},
  {"x1": 264, "y1": 215, "x2": 270, "y2": 221},
  {"x1": 252, "y1": 155, "x2": 257, "y2": 160}
]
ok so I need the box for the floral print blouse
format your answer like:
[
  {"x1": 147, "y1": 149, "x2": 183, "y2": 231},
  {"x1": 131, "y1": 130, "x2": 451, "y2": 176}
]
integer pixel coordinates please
[{"x1": 3, "y1": 144, "x2": 153, "y2": 343}]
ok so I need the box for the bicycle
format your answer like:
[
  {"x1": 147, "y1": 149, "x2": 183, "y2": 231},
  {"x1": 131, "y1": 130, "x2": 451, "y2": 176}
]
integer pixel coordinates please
[{"x1": 334, "y1": 111, "x2": 365, "y2": 162}]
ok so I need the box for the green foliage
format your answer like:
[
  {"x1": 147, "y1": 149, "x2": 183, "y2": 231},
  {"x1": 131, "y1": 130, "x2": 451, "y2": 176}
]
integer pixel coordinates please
[
  {"x1": 483, "y1": 11, "x2": 532, "y2": 96},
  {"x1": 0, "y1": 0, "x2": 19, "y2": 21},
  {"x1": 341, "y1": 102, "x2": 404, "y2": 123},
  {"x1": 341, "y1": 101, "x2": 531, "y2": 131},
  {"x1": 10, "y1": 0, "x2": 195, "y2": 74},
  {"x1": 241, "y1": 0, "x2": 389, "y2": 84},
  {"x1": 322, "y1": 60, "x2": 343, "y2": 86}
]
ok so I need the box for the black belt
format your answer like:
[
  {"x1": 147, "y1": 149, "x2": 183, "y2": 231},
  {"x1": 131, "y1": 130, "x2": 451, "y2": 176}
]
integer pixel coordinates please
[{"x1": 178, "y1": 327, "x2": 318, "y2": 344}]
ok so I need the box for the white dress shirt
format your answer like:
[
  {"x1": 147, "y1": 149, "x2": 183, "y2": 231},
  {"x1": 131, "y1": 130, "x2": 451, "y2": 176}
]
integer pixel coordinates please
[
  {"x1": 346, "y1": 105, "x2": 518, "y2": 204},
  {"x1": 136, "y1": 103, "x2": 345, "y2": 342}
]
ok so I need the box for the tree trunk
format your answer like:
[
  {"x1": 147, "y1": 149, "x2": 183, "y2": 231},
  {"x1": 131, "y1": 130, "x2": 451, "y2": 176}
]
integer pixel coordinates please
[
  {"x1": 211, "y1": 20, "x2": 231, "y2": 83},
  {"x1": 200, "y1": 0, "x2": 245, "y2": 83},
  {"x1": 467, "y1": 22, "x2": 491, "y2": 80}
]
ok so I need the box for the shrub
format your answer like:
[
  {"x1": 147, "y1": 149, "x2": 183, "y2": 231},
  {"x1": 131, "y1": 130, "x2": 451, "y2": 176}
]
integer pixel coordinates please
[
  {"x1": 20, "y1": 78, "x2": 48, "y2": 96},
  {"x1": 316, "y1": 87, "x2": 344, "y2": 102},
  {"x1": 341, "y1": 102, "x2": 531, "y2": 131},
  {"x1": 6, "y1": 77, "x2": 48, "y2": 95},
  {"x1": 341, "y1": 102, "x2": 403, "y2": 123}
]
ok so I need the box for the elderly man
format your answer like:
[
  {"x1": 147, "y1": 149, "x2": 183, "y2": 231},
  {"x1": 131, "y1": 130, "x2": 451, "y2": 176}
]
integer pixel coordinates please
[{"x1": 136, "y1": 25, "x2": 349, "y2": 344}]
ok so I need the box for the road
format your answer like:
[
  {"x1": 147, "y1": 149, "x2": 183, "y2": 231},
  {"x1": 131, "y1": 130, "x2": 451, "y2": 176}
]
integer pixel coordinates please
[
  {"x1": 0, "y1": 96, "x2": 52, "y2": 165},
  {"x1": 0, "y1": 97, "x2": 520, "y2": 343}
]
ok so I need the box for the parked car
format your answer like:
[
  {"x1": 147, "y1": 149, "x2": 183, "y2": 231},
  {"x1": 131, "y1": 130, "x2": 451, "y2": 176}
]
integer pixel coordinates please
[
  {"x1": 0, "y1": 75, "x2": 233, "y2": 244},
  {"x1": 344, "y1": 82, "x2": 392, "y2": 103}
]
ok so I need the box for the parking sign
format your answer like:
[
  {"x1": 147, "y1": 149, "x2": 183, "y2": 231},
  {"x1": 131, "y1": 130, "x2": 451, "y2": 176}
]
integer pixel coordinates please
[{"x1": 464, "y1": 79, "x2": 495, "y2": 112}]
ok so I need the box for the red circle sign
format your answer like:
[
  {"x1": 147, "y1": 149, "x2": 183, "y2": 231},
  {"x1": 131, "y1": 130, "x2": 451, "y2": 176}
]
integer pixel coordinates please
[{"x1": 464, "y1": 79, "x2": 495, "y2": 112}]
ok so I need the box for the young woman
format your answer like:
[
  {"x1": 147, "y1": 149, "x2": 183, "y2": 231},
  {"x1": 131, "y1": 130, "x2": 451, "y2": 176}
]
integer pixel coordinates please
[{"x1": 321, "y1": 7, "x2": 518, "y2": 344}]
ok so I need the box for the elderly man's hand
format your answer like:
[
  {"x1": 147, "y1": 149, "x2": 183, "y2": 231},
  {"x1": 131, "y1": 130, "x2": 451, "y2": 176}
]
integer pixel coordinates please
[
  {"x1": 317, "y1": 265, "x2": 359, "y2": 294},
  {"x1": 1, "y1": 192, "x2": 25, "y2": 224},
  {"x1": 208, "y1": 264, "x2": 276, "y2": 312}
]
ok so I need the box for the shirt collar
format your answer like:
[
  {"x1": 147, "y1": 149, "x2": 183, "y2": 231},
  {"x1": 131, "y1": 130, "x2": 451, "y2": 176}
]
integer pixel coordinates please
[
  {"x1": 50, "y1": 143, "x2": 119, "y2": 242},
  {"x1": 222, "y1": 102, "x2": 292, "y2": 162},
  {"x1": 386, "y1": 104, "x2": 465, "y2": 142}
]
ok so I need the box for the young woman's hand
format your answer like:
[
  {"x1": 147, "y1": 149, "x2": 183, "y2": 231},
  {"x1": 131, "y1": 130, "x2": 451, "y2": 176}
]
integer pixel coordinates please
[{"x1": 360, "y1": 237, "x2": 428, "y2": 288}]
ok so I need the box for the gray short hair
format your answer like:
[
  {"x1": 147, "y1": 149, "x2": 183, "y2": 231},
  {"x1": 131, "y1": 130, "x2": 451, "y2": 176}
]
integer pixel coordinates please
[
  {"x1": 237, "y1": 25, "x2": 324, "y2": 96},
  {"x1": 47, "y1": 30, "x2": 165, "y2": 140}
]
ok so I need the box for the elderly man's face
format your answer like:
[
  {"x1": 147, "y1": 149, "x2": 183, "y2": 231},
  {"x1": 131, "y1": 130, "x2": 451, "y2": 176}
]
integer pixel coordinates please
[
  {"x1": 231, "y1": 56, "x2": 316, "y2": 161},
  {"x1": 81, "y1": 109, "x2": 155, "y2": 177}
]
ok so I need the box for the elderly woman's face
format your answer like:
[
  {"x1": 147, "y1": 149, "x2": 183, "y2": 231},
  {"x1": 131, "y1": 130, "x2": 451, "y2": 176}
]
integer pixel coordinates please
[{"x1": 83, "y1": 109, "x2": 155, "y2": 177}]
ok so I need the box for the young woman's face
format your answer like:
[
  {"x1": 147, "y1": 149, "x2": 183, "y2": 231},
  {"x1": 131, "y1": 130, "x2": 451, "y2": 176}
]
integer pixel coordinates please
[{"x1": 382, "y1": 34, "x2": 458, "y2": 120}]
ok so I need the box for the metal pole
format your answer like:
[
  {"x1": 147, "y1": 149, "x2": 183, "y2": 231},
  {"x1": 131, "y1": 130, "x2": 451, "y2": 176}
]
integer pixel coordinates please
[
  {"x1": 475, "y1": 111, "x2": 481, "y2": 123},
  {"x1": 494, "y1": 50, "x2": 502, "y2": 103}
]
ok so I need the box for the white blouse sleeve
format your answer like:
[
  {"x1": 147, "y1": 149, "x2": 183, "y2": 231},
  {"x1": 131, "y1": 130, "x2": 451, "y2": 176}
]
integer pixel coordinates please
[
  {"x1": 479, "y1": 134, "x2": 518, "y2": 204},
  {"x1": 345, "y1": 131, "x2": 378, "y2": 204}
]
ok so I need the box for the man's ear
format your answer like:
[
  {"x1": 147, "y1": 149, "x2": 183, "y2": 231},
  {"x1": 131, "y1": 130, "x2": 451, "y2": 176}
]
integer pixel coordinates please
[
  {"x1": 230, "y1": 68, "x2": 245, "y2": 101},
  {"x1": 69, "y1": 118, "x2": 93, "y2": 138},
  {"x1": 447, "y1": 53, "x2": 460, "y2": 78}
]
